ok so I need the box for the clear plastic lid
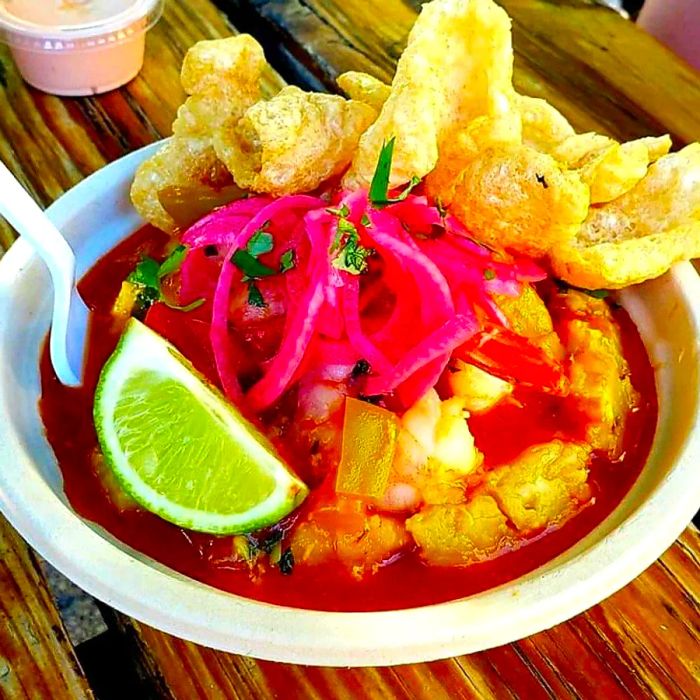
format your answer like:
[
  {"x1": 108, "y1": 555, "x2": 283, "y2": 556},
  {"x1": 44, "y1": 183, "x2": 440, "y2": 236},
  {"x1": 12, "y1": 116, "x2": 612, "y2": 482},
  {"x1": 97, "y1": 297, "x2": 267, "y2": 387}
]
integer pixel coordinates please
[{"x1": 0, "y1": 0, "x2": 163, "y2": 51}]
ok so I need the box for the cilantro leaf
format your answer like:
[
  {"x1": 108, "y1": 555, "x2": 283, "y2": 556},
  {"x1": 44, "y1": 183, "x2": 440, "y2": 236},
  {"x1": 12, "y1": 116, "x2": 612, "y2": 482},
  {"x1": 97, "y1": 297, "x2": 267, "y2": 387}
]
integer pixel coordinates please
[
  {"x1": 555, "y1": 279, "x2": 609, "y2": 299},
  {"x1": 279, "y1": 249, "x2": 296, "y2": 273},
  {"x1": 330, "y1": 218, "x2": 356, "y2": 254},
  {"x1": 360, "y1": 213, "x2": 371, "y2": 227},
  {"x1": 351, "y1": 359, "x2": 371, "y2": 377},
  {"x1": 331, "y1": 218, "x2": 373, "y2": 275},
  {"x1": 483, "y1": 268, "x2": 496, "y2": 281},
  {"x1": 126, "y1": 246, "x2": 202, "y2": 313},
  {"x1": 157, "y1": 245, "x2": 188, "y2": 278},
  {"x1": 127, "y1": 257, "x2": 160, "y2": 289},
  {"x1": 247, "y1": 281, "x2": 266, "y2": 308},
  {"x1": 231, "y1": 249, "x2": 276, "y2": 278},
  {"x1": 582, "y1": 288, "x2": 609, "y2": 299},
  {"x1": 388, "y1": 176, "x2": 421, "y2": 203},
  {"x1": 369, "y1": 137, "x2": 395, "y2": 205},
  {"x1": 278, "y1": 547, "x2": 295, "y2": 575},
  {"x1": 246, "y1": 229, "x2": 274, "y2": 257},
  {"x1": 326, "y1": 204, "x2": 350, "y2": 218},
  {"x1": 369, "y1": 137, "x2": 422, "y2": 207}
]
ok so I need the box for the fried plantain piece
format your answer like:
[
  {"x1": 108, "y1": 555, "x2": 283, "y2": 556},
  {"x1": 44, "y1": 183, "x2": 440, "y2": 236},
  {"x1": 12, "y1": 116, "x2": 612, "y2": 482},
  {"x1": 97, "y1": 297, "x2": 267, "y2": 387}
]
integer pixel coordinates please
[
  {"x1": 406, "y1": 494, "x2": 515, "y2": 566},
  {"x1": 552, "y1": 143, "x2": 700, "y2": 288},
  {"x1": 131, "y1": 35, "x2": 266, "y2": 232},
  {"x1": 214, "y1": 86, "x2": 375, "y2": 196},
  {"x1": 550, "y1": 290, "x2": 638, "y2": 456},
  {"x1": 485, "y1": 440, "x2": 592, "y2": 532},
  {"x1": 291, "y1": 497, "x2": 409, "y2": 578}
]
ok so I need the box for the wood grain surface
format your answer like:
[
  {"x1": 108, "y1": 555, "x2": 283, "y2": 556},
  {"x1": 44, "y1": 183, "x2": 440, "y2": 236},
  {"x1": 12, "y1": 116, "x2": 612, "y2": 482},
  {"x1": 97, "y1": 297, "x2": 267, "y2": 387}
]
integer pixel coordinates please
[
  {"x1": 0, "y1": 515, "x2": 93, "y2": 699},
  {"x1": 0, "y1": 0, "x2": 699, "y2": 698}
]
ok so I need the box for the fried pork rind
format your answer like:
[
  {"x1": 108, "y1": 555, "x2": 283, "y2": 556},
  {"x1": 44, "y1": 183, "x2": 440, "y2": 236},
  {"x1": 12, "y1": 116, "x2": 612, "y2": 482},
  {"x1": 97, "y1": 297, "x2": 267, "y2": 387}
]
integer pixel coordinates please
[
  {"x1": 406, "y1": 495, "x2": 515, "y2": 567},
  {"x1": 550, "y1": 290, "x2": 638, "y2": 456},
  {"x1": 343, "y1": 0, "x2": 519, "y2": 191},
  {"x1": 518, "y1": 95, "x2": 575, "y2": 153},
  {"x1": 449, "y1": 145, "x2": 590, "y2": 258},
  {"x1": 131, "y1": 36, "x2": 266, "y2": 232},
  {"x1": 485, "y1": 440, "x2": 592, "y2": 531},
  {"x1": 337, "y1": 71, "x2": 391, "y2": 111},
  {"x1": 213, "y1": 86, "x2": 375, "y2": 196},
  {"x1": 552, "y1": 143, "x2": 700, "y2": 288},
  {"x1": 553, "y1": 133, "x2": 672, "y2": 204}
]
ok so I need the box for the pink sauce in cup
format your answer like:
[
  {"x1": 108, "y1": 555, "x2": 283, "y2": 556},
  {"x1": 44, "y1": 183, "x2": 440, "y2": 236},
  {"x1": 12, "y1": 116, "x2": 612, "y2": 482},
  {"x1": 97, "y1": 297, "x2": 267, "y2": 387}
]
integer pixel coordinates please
[{"x1": 0, "y1": 0, "x2": 163, "y2": 96}]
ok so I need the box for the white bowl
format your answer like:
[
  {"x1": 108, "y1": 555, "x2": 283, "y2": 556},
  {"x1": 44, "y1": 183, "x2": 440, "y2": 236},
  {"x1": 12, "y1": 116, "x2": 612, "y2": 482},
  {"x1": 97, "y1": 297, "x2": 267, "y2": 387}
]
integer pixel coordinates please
[{"x1": 0, "y1": 144, "x2": 699, "y2": 666}]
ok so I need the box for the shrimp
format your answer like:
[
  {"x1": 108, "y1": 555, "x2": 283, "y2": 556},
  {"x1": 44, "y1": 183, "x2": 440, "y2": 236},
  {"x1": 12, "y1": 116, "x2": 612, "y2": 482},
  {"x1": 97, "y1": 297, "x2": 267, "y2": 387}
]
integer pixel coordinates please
[
  {"x1": 378, "y1": 389, "x2": 483, "y2": 512},
  {"x1": 447, "y1": 359, "x2": 513, "y2": 413}
]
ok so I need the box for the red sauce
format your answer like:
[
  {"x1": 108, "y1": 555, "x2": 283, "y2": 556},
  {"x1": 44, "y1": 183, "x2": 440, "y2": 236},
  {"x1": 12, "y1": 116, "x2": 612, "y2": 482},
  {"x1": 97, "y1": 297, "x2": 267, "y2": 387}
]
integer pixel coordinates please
[{"x1": 39, "y1": 226, "x2": 658, "y2": 612}]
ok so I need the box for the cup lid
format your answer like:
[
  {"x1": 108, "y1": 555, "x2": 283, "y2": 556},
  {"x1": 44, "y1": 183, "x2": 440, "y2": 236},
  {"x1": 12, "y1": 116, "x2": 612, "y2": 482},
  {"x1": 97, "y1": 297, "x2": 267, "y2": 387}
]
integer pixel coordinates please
[{"x1": 0, "y1": 0, "x2": 162, "y2": 45}]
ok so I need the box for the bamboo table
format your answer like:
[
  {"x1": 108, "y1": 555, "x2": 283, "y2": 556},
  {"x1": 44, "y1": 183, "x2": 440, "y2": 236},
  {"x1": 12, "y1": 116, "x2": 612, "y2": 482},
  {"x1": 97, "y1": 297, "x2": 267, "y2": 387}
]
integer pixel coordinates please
[{"x1": 0, "y1": 1, "x2": 699, "y2": 697}]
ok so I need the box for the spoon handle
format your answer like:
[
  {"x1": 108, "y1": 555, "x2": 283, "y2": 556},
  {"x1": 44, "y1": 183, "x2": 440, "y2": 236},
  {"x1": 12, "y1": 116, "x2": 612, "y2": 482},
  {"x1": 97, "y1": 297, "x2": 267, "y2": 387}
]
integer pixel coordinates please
[{"x1": 0, "y1": 161, "x2": 87, "y2": 385}]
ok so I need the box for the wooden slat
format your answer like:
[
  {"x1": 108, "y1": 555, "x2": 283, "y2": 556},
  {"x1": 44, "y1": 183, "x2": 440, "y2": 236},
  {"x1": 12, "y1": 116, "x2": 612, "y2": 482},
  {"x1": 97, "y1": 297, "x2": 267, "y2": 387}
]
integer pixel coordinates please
[
  {"x1": 108, "y1": 527, "x2": 699, "y2": 699},
  {"x1": 0, "y1": 516, "x2": 93, "y2": 699}
]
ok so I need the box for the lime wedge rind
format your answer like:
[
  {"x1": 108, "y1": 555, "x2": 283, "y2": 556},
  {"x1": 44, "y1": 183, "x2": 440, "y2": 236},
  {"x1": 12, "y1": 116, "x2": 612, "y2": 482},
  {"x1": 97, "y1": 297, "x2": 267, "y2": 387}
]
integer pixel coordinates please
[{"x1": 94, "y1": 319, "x2": 308, "y2": 535}]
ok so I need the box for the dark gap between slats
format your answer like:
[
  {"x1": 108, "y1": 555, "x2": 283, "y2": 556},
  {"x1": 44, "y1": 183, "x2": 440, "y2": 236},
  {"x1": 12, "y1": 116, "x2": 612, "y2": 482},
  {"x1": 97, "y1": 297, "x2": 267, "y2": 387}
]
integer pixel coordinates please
[
  {"x1": 77, "y1": 604, "x2": 177, "y2": 700},
  {"x1": 75, "y1": 630, "x2": 160, "y2": 700},
  {"x1": 212, "y1": 0, "x2": 331, "y2": 91}
]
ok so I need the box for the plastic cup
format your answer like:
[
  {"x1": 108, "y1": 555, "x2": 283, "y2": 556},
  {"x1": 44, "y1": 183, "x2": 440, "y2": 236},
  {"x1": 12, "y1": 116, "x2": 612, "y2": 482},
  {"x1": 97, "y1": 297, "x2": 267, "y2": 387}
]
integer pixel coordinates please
[{"x1": 0, "y1": 0, "x2": 163, "y2": 96}]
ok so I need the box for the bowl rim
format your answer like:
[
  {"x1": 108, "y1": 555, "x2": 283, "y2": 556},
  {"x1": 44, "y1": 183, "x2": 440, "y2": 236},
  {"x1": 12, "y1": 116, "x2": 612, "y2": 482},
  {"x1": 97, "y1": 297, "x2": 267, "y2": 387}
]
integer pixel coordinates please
[{"x1": 0, "y1": 143, "x2": 699, "y2": 666}]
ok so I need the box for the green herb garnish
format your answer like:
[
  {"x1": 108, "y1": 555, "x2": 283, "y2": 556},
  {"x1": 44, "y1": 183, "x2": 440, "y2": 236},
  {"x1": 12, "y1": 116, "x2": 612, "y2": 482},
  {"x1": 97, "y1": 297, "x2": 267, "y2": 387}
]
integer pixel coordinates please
[
  {"x1": 369, "y1": 137, "x2": 422, "y2": 206},
  {"x1": 231, "y1": 249, "x2": 276, "y2": 279},
  {"x1": 127, "y1": 245, "x2": 203, "y2": 313},
  {"x1": 326, "y1": 204, "x2": 350, "y2": 218},
  {"x1": 278, "y1": 547, "x2": 295, "y2": 575},
  {"x1": 351, "y1": 359, "x2": 371, "y2": 378},
  {"x1": 279, "y1": 249, "x2": 296, "y2": 273},
  {"x1": 555, "y1": 279, "x2": 609, "y2": 299},
  {"x1": 246, "y1": 228, "x2": 274, "y2": 257},
  {"x1": 247, "y1": 282, "x2": 266, "y2": 308},
  {"x1": 229, "y1": 226, "x2": 281, "y2": 308},
  {"x1": 157, "y1": 245, "x2": 188, "y2": 278},
  {"x1": 331, "y1": 218, "x2": 374, "y2": 275},
  {"x1": 483, "y1": 268, "x2": 496, "y2": 281},
  {"x1": 247, "y1": 530, "x2": 284, "y2": 554},
  {"x1": 369, "y1": 138, "x2": 396, "y2": 204},
  {"x1": 360, "y1": 213, "x2": 371, "y2": 227},
  {"x1": 582, "y1": 288, "x2": 609, "y2": 299}
]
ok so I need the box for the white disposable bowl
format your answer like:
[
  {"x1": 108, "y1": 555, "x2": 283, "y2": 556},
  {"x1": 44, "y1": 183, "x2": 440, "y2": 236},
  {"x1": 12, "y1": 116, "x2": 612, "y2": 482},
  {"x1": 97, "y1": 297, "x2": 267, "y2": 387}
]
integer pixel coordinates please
[{"x1": 0, "y1": 143, "x2": 699, "y2": 666}]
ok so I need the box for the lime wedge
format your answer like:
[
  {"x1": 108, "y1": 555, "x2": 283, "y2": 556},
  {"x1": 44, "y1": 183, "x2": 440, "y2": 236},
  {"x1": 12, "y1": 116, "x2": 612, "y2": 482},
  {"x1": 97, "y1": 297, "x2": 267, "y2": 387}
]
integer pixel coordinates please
[{"x1": 94, "y1": 319, "x2": 308, "y2": 534}]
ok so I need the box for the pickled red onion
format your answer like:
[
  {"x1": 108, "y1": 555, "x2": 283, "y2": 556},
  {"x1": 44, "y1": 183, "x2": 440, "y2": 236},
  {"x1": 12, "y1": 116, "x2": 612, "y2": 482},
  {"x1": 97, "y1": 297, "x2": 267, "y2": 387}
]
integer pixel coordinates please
[{"x1": 178, "y1": 187, "x2": 550, "y2": 414}]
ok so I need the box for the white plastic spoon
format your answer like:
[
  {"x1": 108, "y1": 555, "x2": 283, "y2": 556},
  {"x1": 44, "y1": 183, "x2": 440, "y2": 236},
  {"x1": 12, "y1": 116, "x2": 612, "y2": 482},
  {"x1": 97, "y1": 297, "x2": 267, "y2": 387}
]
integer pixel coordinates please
[{"x1": 0, "y1": 161, "x2": 88, "y2": 386}]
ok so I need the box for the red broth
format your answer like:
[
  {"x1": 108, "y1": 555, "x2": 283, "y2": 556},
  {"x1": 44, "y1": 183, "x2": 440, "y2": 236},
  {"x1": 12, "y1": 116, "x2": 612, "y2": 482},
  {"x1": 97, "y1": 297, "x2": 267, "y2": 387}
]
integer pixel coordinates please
[{"x1": 39, "y1": 226, "x2": 658, "y2": 611}]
